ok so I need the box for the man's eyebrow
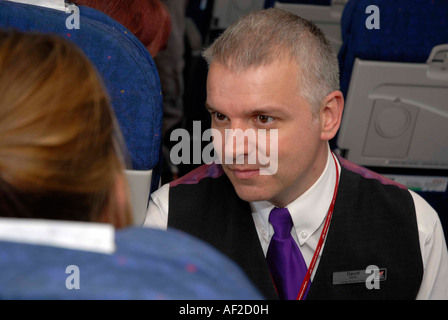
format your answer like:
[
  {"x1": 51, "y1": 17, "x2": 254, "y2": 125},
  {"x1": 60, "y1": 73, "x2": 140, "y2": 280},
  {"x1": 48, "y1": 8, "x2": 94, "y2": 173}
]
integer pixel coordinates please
[
  {"x1": 205, "y1": 103, "x2": 291, "y2": 116},
  {"x1": 205, "y1": 102, "x2": 218, "y2": 113},
  {"x1": 246, "y1": 106, "x2": 290, "y2": 117},
  {"x1": 205, "y1": 102, "x2": 212, "y2": 110},
  {"x1": 247, "y1": 108, "x2": 279, "y2": 115}
]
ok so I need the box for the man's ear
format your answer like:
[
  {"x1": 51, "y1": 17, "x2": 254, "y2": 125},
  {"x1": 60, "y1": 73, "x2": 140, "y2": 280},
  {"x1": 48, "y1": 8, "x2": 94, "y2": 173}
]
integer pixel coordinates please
[{"x1": 320, "y1": 90, "x2": 344, "y2": 141}]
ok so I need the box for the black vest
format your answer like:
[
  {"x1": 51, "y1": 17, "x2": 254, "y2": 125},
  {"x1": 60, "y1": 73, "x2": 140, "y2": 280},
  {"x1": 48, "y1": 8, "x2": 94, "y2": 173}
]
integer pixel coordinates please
[{"x1": 168, "y1": 163, "x2": 423, "y2": 299}]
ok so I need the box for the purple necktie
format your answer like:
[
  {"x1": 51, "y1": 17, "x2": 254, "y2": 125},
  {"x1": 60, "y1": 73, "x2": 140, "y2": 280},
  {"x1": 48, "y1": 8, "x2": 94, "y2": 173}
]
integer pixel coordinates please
[{"x1": 266, "y1": 207, "x2": 310, "y2": 300}]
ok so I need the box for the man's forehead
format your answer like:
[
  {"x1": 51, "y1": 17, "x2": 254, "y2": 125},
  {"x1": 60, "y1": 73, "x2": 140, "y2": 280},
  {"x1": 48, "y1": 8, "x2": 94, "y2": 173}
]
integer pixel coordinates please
[{"x1": 208, "y1": 56, "x2": 299, "y2": 75}]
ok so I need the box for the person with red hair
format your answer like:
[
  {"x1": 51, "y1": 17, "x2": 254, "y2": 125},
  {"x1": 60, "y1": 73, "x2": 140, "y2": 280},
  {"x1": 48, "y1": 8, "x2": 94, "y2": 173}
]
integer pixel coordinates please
[{"x1": 73, "y1": 0, "x2": 172, "y2": 57}]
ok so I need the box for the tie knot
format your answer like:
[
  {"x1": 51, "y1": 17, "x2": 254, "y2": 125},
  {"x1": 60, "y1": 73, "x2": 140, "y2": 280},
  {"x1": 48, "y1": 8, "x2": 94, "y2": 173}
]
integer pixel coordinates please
[{"x1": 269, "y1": 207, "x2": 293, "y2": 239}]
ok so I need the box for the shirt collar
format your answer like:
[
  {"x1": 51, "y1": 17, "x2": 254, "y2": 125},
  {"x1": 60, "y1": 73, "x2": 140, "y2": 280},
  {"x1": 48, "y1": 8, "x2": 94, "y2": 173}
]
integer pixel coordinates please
[
  {"x1": 251, "y1": 147, "x2": 341, "y2": 246},
  {"x1": 288, "y1": 149, "x2": 340, "y2": 245}
]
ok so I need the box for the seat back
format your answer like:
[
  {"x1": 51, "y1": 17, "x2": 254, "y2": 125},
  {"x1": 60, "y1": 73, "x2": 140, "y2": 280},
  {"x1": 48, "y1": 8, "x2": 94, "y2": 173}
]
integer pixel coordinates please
[
  {"x1": 0, "y1": 219, "x2": 264, "y2": 300},
  {"x1": 337, "y1": 0, "x2": 448, "y2": 169},
  {"x1": 0, "y1": 0, "x2": 163, "y2": 225},
  {"x1": 211, "y1": 0, "x2": 265, "y2": 31},
  {"x1": 336, "y1": 0, "x2": 448, "y2": 233},
  {"x1": 265, "y1": 0, "x2": 348, "y2": 54}
]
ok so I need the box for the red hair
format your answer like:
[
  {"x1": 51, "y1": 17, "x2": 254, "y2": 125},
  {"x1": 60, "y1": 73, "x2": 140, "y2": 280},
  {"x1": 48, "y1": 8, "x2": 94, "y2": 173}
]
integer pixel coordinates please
[{"x1": 74, "y1": 0, "x2": 172, "y2": 57}]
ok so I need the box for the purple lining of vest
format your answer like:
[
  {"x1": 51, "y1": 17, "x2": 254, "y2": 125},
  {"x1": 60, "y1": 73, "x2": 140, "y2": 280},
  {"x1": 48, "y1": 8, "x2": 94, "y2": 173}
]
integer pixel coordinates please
[
  {"x1": 170, "y1": 163, "x2": 225, "y2": 187},
  {"x1": 169, "y1": 156, "x2": 407, "y2": 190},
  {"x1": 337, "y1": 155, "x2": 407, "y2": 190}
]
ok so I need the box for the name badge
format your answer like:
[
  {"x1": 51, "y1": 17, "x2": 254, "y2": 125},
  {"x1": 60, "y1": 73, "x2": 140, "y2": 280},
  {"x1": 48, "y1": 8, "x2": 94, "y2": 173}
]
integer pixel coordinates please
[{"x1": 332, "y1": 268, "x2": 387, "y2": 285}]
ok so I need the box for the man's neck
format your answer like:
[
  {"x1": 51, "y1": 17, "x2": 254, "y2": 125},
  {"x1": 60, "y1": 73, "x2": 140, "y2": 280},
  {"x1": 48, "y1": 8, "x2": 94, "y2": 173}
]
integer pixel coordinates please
[{"x1": 269, "y1": 143, "x2": 331, "y2": 208}]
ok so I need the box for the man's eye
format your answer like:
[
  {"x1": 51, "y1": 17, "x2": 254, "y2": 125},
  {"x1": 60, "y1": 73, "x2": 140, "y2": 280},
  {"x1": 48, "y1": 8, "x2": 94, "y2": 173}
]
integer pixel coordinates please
[
  {"x1": 257, "y1": 115, "x2": 274, "y2": 124},
  {"x1": 214, "y1": 113, "x2": 227, "y2": 121}
]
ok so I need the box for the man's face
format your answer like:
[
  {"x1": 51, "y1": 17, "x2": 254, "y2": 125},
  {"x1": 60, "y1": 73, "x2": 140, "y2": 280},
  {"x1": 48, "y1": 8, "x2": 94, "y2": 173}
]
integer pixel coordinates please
[{"x1": 206, "y1": 58, "x2": 330, "y2": 207}]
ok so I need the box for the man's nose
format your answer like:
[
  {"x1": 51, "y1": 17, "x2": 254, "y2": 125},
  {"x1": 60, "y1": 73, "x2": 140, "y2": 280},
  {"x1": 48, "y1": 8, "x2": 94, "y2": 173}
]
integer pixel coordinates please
[{"x1": 224, "y1": 123, "x2": 257, "y2": 164}]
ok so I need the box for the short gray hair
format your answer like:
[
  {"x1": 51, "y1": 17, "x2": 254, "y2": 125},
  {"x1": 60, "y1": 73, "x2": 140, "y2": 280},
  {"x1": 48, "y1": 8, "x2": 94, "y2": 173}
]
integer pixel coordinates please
[{"x1": 202, "y1": 8, "x2": 340, "y2": 115}]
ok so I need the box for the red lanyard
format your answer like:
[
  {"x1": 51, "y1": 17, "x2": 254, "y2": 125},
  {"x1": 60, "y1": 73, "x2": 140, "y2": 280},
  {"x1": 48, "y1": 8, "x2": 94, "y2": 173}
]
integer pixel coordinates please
[{"x1": 296, "y1": 152, "x2": 340, "y2": 300}]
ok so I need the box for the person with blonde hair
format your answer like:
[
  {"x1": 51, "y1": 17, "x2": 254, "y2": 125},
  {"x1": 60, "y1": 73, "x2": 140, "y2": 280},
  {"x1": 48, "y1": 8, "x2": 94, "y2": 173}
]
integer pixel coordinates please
[
  {"x1": 0, "y1": 29, "x2": 132, "y2": 227},
  {"x1": 0, "y1": 30, "x2": 262, "y2": 300}
]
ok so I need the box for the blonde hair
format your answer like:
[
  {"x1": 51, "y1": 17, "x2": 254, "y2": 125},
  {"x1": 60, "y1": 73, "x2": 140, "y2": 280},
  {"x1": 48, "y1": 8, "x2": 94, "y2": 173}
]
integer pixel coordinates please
[
  {"x1": 0, "y1": 30, "x2": 132, "y2": 227},
  {"x1": 202, "y1": 8, "x2": 340, "y2": 115}
]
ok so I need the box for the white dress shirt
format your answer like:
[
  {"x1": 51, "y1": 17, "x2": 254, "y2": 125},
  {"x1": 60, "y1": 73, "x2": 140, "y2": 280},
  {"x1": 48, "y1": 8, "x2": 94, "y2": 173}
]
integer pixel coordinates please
[{"x1": 145, "y1": 150, "x2": 448, "y2": 299}]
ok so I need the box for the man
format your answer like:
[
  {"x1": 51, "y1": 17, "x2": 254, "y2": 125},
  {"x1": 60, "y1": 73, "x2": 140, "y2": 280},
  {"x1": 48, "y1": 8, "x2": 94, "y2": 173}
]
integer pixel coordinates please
[{"x1": 145, "y1": 8, "x2": 448, "y2": 300}]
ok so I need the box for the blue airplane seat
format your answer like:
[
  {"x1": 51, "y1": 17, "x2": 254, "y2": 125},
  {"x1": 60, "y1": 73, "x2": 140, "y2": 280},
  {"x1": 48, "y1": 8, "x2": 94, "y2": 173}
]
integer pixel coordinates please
[
  {"x1": 0, "y1": 220, "x2": 263, "y2": 300},
  {"x1": 0, "y1": 0, "x2": 163, "y2": 225},
  {"x1": 264, "y1": 0, "x2": 347, "y2": 57},
  {"x1": 338, "y1": 0, "x2": 448, "y2": 98}
]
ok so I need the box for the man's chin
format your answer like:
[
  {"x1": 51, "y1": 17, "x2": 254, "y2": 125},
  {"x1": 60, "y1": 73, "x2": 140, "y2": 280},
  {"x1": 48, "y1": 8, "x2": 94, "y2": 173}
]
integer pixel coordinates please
[
  {"x1": 231, "y1": 183, "x2": 273, "y2": 203},
  {"x1": 223, "y1": 167, "x2": 275, "y2": 202}
]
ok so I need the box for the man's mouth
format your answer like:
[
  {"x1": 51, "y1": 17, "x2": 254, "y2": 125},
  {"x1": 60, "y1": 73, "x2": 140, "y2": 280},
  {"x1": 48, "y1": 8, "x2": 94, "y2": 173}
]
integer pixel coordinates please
[{"x1": 228, "y1": 166, "x2": 261, "y2": 179}]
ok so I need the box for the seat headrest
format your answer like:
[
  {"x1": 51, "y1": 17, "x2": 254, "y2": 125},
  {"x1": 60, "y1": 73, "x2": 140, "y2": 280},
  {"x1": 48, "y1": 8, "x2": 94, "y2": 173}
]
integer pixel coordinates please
[
  {"x1": 0, "y1": 1, "x2": 163, "y2": 172},
  {"x1": 339, "y1": 0, "x2": 448, "y2": 96}
]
